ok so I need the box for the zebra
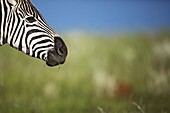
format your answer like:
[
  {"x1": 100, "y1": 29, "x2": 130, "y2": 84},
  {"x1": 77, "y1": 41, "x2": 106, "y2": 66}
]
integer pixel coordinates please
[{"x1": 0, "y1": 0, "x2": 68, "y2": 67}]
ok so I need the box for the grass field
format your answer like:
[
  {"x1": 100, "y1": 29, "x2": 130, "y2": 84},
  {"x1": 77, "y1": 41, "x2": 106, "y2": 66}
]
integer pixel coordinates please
[{"x1": 0, "y1": 32, "x2": 170, "y2": 113}]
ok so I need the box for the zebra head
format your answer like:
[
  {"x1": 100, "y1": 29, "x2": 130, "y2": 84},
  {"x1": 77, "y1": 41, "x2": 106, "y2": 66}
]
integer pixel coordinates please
[{"x1": 6, "y1": 0, "x2": 68, "y2": 66}]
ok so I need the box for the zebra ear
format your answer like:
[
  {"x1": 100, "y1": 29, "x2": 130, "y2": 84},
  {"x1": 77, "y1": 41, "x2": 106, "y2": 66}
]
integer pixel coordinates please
[{"x1": 7, "y1": 0, "x2": 17, "y2": 6}]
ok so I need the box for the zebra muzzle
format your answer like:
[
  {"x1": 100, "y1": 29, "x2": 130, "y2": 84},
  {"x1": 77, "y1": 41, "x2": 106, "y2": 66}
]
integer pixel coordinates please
[
  {"x1": 46, "y1": 37, "x2": 67, "y2": 67},
  {"x1": 46, "y1": 48, "x2": 66, "y2": 66}
]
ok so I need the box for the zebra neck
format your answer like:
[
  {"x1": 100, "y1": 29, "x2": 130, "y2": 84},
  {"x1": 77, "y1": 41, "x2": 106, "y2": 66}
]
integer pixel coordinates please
[{"x1": 0, "y1": 32, "x2": 1, "y2": 45}]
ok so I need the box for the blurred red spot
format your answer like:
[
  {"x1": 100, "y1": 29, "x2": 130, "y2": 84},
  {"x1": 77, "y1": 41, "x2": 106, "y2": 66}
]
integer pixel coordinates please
[{"x1": 115, "y1": 81, "x2": 132, "y2": 98}]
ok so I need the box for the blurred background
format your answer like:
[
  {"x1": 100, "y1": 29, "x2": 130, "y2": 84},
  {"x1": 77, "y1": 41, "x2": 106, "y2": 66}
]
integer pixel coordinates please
[{"x1": 0, "y1": 0, "x2": 170, "y2": 113}]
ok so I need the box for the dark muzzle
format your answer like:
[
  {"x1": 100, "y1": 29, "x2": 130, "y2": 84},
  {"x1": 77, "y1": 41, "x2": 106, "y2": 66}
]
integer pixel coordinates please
[{"x1": 46, "y1": 36, "x2": 67, "y2": 67}]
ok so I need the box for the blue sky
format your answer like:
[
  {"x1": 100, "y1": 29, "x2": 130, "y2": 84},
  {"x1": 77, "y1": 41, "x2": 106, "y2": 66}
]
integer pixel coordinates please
[{"x1": 32, "y1": 1, "x2": 170, "y2": 33}]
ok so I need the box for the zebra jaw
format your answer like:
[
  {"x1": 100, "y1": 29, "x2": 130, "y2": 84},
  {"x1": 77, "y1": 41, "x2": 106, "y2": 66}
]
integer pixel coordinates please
[{"x1": 45, "y1": 37, "x2": 68, "y2": 67}]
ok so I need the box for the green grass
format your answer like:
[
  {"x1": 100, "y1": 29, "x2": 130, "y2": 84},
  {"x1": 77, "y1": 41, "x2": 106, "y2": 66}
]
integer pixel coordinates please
[{"x1": 0, "y1": 33, "x2": 170, "y2": 113}]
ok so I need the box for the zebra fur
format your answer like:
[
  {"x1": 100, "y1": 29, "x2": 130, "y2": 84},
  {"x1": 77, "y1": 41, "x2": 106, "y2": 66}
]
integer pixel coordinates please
[{"x1": 0, "y1": 0, "x2": 67, "y2": 66}]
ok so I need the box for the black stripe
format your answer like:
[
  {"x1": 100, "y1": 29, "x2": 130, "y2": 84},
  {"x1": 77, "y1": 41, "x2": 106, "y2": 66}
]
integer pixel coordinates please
[
  {"x1": 33, "y1": 44, "x2": 53, "y2": 54},
  {"x1": 18, "y1": 27, "x2": 25, "y2": 51},
  {"x1": 37, "y1": 50, "x2": 46, "y2": 59},
  {"x1": 32, "y1": 39, "x2": 52, "y2": 50},
  {"x1": 5, "y1": 12, "x2": 12, "y2": 40},
  {"x1": 9, "y1": 13, "x2": 16, "y2": 35},
  {"x1": 14, "y1": 21, "x2": 24, "y2": 44},
  {"x1": 29, "y1": 34, "x2": 47, "y2": 45},
  {"x1": 32, "y1": 49, "x2": 45, "y2": 58},
  {"x1": 9, "y1": 14, "x2": 20, "y2": 47},
  {"x1": 10, "y1": 21, "x2": 23, "y2": 47},
  {"x1": 42, "y1": 54, "x2": 46, "y2": 60},
  {"x1": 0, "y1": 1, "x2": 2, "y2": 36},
  {"x1": 38, "y1": 24, "x2": 53, "y2": 37},
  {"x1": 2, "y1": 0, "x2": 8, "y2": 44},
  {"x1": 25, "y1": 29, "x2": 44, "y2": 50}
]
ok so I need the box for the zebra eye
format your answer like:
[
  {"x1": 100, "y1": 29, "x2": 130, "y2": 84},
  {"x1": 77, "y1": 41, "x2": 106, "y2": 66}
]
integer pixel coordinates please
[{"x1": 26, "y1": 16, "x2": 36, "y2": 23}]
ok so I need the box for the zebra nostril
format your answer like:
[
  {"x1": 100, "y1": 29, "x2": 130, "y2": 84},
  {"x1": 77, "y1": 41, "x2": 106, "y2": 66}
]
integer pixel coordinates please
[
  {"x1": 54, "y1": 36, "x2": 68, "y2": 57},
  {"x1": 57, "y1": 48, "x2": 64, "y2": 56}
]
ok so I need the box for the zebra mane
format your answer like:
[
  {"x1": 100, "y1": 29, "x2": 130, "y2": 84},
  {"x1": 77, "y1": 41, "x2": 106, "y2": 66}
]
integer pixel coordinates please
[
  {"x1": 8, "y1": 0, "x2": 31, "y2": 3},
  {"x1": 7, "y1": 0, "x2": 31, "y2": 4},
  {"x1": 15, "y1": 0, "x2": 30, "y2": 2},
  {"x1": 17, "y1": 0, "x2": 31, "y2": 3}
]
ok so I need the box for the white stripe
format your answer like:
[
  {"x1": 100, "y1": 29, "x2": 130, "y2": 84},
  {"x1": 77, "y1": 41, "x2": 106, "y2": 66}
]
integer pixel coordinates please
[
  {"x1": 7, "y1": 12, "x2": 19, "y2": 44},
  {"x1": 13, "y1": 23, "x2": 24, "y2": 48},
  {"x1": 0, "y1": 0, "x2": 5, "y2": 44},
  {"x1": 34, "y1": 47, "x2": 48, "y2": 58}
]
